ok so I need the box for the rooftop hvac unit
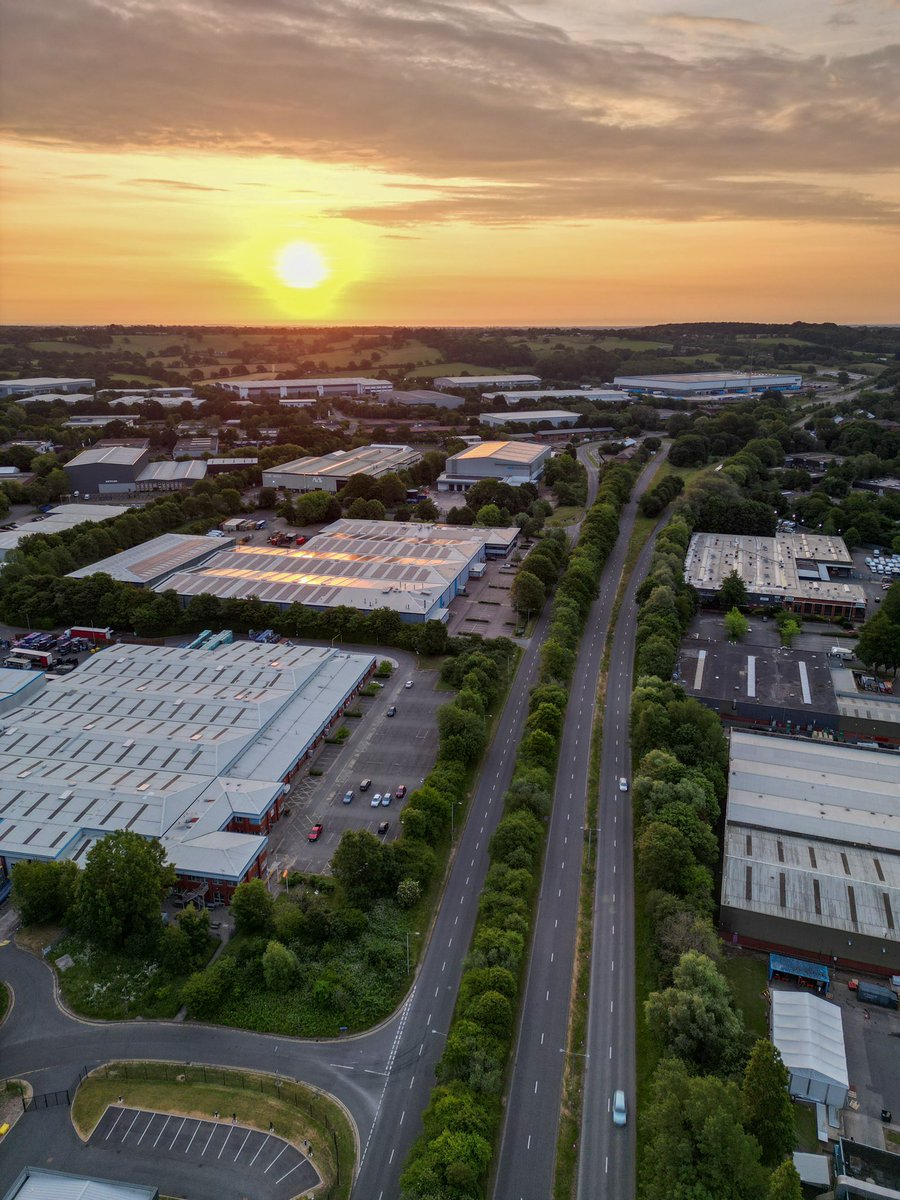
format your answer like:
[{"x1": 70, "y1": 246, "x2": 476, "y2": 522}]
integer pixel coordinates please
[
  {"x1": 123, "y1": 738, "x2": 135, "y2": 749},
  {"x1": 59, "y1": 789, "x2": 74, "y2": 801}
]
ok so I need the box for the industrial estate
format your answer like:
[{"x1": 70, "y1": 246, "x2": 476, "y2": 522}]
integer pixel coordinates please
[{"x1": 0, "y1": 323, "x2": 899, "y2": 1200}]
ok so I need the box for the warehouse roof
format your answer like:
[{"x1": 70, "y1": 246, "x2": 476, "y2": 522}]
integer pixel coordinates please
[
  {"x1": 726, "y1": 730, "x2": 900, "y2": 851},
  {"x1": 136, "y1": 460, "x2": 207, "y2": 483},
  {"x1": 450, "y1": 440, "x2": 546, "y2": 463},
  {"x1": 14, "y1": 392, "x2": 93, "y2": 405},
  {"x1": 67, "y1": 533, "x2": 228, "y2": 585},
  {"x1": 677, "y1": 639, "x2": 839, "y2": 713},
  {"x1": 771, "y1": 991, "x2": 848, "y2": 1089},
  {"x1": 434, "y1": 374, "x2": 540, "y2": 387},
  {"x1": 480, "y1": 410, "x2": 579, "y2": 423},
  {"x1": 0, "y1": 504, "x2": 131, "y2": 556},
  {"x1": 3, "y1": 1166, "x2": 158, "y2": 1200},
  {"x1": 66, "y1": 446, "x2": 147, "y2": 467},
  {"x1": 615, "y1": 371, "x2": 800, "y2": 385},
  {"x1": 266, "y1": 444, "x2": 417, "y2": 479},
  {"x1": 684, "y1": 532, "x2": 862, "y2": 606},
  {"x1": 0, "y1": 641, "x2": 373, "y2": 879}
]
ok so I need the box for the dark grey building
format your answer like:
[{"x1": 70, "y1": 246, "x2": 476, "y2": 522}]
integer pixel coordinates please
[{"x1": 64, "y1": 445, "x2": 150, "y2": 496}]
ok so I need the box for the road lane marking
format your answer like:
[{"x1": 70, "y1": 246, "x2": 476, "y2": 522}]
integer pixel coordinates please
[
  {"x1": 541, "y1": 1032, "x2": 544, "y2": 1044},
  {"x1": 442, "y1": 960, "x2": 446, "y2": 971},
  {"x1": 105, "y1": 1109, "x2": 125, "y2": 1140},
  {"x1": 609, "y1": 1045, "x2": 612, "y2": 1059},
  {"x1": 527, "y1": 1134, "x2": 532, "y2": 1149},
  {"x1": 534, "y1": 1081, "x2": 539, "y2": 1094},
  {"x1": 409, "y1": 1076, "x2": 416, "y2": 1089},
  {"x1": 550, "y1": 952, "x2": 554, "y2": 963},
  {"x1": 546, "y1": 990, "x2": 550, "y2": 1001},
  {"x1": 610, "y1": 1000, "x2": 614, "y2": 1013},
  {"x1": 389, "y1": 1148, "x2": 395, "y2": 1164},
  {"x1": 400, "y1": 1110, "x2": 406, "y2": 1125}
]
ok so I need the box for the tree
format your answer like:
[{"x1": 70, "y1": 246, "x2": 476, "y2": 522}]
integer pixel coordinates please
[
  {"x1": 724, "y1": 606, "x2": 749, "y2": 640},
  {"x1": 639, "y1": 1057, "x2": 768, "y2": 1200},
  {"x1": 181, "y1": 957, "x2": 237, "y2": 1019},
  {"x1": 177, "y1": 904, "x2": 211, "y2": 966},
  {"x1": 635, "y1": 822, "x2": 692, "y2": 893},
  {"x1": 855, "y1": 608, "x2": 900, "y2": 677},
  {"x1": 645, "y1": 951, "x2": 744, "y2": 1073},
  {"x1": 510, "y1": 569, "x2": 546, "y2": 616},
  {"x1": 11, "y1": 859, "x2": 78, "y2": 926},
  {"x1": 767, "y1": 1159, "x2": 803, "y2": 1200},
  {"x1": 412, "y1": 498, "x2": 439, "y2": 521},
  {"x1": 257, "y1": 487, "x2": 277, "y2": 509},
  {"x1": 73, "y1": 830, "x2": 176, "y2": 954},
  {"x1": 776, "y1": 614, "x2": 801, "y2": 647},
  {"x1": 719, "y1": 569, "x2": 748, "y2": 610},
  {"x1": 332, "y1": 830, "x2": 398, "y2": 907},
  {"x1": 475, "y1": 503, "x2": 503, "y2": 527},
  {"x1": 230, "y1": 878, "x2": 274, "y2": 935},
  {"x1": 741, "y1": 1040, "x2": 795, "y2": 1167},
  {"x1": 437, "y1": 703, "x2": 487, "y2": 764},
  {"x1": 397, "y1": 878, "x2": 422, "y2": 908},
  {"x1": 263, "y1": 939, "x2": 300, "y2": 991}
]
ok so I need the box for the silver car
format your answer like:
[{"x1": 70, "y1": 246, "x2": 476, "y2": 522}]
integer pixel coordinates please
[{"x1": 612, "y1": 1090, "x2": 627, "y2": 1126}]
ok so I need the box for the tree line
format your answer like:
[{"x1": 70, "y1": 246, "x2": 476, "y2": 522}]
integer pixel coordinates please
[{"x1": 400, "y1": 459, "x2": 642, "y2": 1199}]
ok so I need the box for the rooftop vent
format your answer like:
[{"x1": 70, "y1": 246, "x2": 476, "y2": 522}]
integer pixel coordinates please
[{"x1": 59, "y1": 789, "x2": 74, "y2": 801}]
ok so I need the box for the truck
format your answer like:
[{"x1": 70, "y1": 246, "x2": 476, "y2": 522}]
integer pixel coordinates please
[
  {"x1": 5, "y1": 647, "x2": 56, "y2": 669},
  {"x1": 830, "y1": 646, "x2": 854, "y2": 661},
  {"x1": 66, "y1": 626, "x2": 113, "y2": 644},
  {"x1": 855, "y1": 980, "x2": 899, "y2": 1009}
]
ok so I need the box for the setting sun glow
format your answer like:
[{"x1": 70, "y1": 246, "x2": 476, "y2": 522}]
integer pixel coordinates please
[{"x1": 275, "y1": 241, "x2": 330, "y2": 290}]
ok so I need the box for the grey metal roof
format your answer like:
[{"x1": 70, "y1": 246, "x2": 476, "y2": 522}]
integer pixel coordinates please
[
  {"x1": 136, "y1": 460, "x2": 207, "y2": 483},
  {"x1": 3, "y1": 1166, "x2": 157, "y2": 1200},
  {"x1": 771, "y1": 991, "x2": 848, "y2": 1088},
  {"x1": 66, "y1": 446, "x2": 146, "y2": 467},
  {"x1": 67, "y1": 533, "x2": 229, "y2": 584},
  {"x1": 266, "y1": 444, "x2": 417, "y2": 480},
  {"x1": 684, "y1": 532, "x2": 862, "y2": 606}
]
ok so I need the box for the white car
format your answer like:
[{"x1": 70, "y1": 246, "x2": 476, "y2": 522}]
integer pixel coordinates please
[
  {"x1": 618, "y1": 777, "x2": 628, "y2": 792},
  {"x1": 404, "y1": 680, "x2": 414, "y2": 689},
  {"x1": 370, "y1": 793, "x2": 382, "y2": 808},
  {"x1": 612, "y1": 1090, "x2": 627, "y2": 1126}
]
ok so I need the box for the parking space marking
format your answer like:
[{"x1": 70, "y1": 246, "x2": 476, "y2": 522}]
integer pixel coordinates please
[
  {"x1": 202, "y1": 1122, "x2": 218, "y2": 1155},
  {"x1": 105, "y1": 1108, "x2": 125, "y2": 1141},
  {"x1": 168, "y1": 1116, "x2": 186, "y2": 1151},
  {"x1": 276, "y1": 1161, "x2": 304, "y2": 1185},
  {"x1": 265, "y1": 1143, "x2": 289, "y2": 1173},
  {"x1": 137, "y1": 1113, "x2": 157, "y2": 1145},
  {"x1": 249, "y1": 1134, "x2": 270, "y2": 1166},
  {"x1": 218, "y1": 1125, "x2": 234, "y2": 1158},
  {"x1": 153, "y1": 1115, "x2": 171, "y2": 1147},
  {"x1": 123, "y1": 1110, "x2": 142, "y2": 1141},
  {"x1": 234, "y1": 1128, "x2": 253, "y2": 1161},
  {"x1": 184, "y1": 1118, "x2": 200, "y2": 1153}
]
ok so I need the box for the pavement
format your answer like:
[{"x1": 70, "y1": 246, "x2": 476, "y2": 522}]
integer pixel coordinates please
[{"x1": 491, "y1": 449, "x2": 664, "y2": 1200}]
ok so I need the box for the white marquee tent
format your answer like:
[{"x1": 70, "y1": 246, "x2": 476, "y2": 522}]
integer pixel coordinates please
[{"x1": 771, "y1": 990, "x2": 849, "y2": 1108}]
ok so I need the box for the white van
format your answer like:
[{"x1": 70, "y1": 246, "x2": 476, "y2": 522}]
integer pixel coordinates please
[{"x1": 830, "y1": 646, "x2": 854, "y2": 661}]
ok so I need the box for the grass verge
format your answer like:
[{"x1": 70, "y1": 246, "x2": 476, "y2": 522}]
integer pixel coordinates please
[
  {"x1": 552, "y1": 478, "x2": 662, "y2": 1198},
  {"x1": 794, "y1": 1101, "x2": 819, "y2": 1153},
  {"x1": 720, "y1": 952, "x2": 769, "y2": 1041},
  {"x1": 73, "y1": 1061, "x2": 354, "y2": 1199}
]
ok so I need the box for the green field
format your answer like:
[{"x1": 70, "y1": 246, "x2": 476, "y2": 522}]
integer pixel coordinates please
[
  {"x1": 407, "y1": 361, "x2": 507, "y2": 380},
  {"x1": 737, "y1": 335, "x2": 816, "y2": 348},
  {"x1": 598, "y1": 336, "x2": 672, "y2": 351},
  {"x1": 107, "y1": 373, "x2": 169, "y2": 385},
  {"x1": 28, "y1": 340, "x2": 98, "y2": 354}
]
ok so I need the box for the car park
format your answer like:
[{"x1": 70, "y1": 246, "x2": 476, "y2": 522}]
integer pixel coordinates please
[
  {"x1": 618, "y1": 777, "x2": 628, "y2": 792},
  {"x1": 307, "y1": 823, "x2": 323, "y2": 842},
  {"x1": 386, "y1": 705, "x2": 397, "y2": 717},
  {"x1": 612, "y1": 1090, "x2": 627, "y2": 1126},
  {"x1": 395, "y1": 784, "x2": 407, "y2": 799},
  {"x1": 360, "y1": 779, "x2": 372, "y2": 792},
  {"x1": 371, "y1": 792, "x2": 383, "y2": 807},
  {"x1": 342, "y1": 790, "x2": 354, "y2": 804}
]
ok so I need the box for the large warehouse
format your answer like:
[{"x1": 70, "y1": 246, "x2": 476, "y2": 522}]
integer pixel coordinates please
[
  {"x1": 156, "y1": 519, "x2": 515, "y2": 622},
  {"x1": 684, "y1": 531, "x2": 865, "y2": 620},
  {"x1": 0, "y1": 503, "x2": 131, "y2": 563},
  {"x1": 0, "y1": 376, "x2": 96, "y2": 398},
  {"x1": 719, "y1": 730, "x2": 900, "y2": 970},
  {"x1": 67, "y1": 532, "x2": 233, "y2": 588},
  {"x1": 613, "y1": 371, "x2": 803, "y2": 398},
  {"x1": 480, "y1": 410, "x2": 579, "y2": 429},
  {"x1": 482, "y1": 389, "x2": 624, "y2": 405},
  {"x1": 262, "y1": 444, "x2": 419, "y2": 493},
  {"x1": 0, "y1": 641, "x2": 375, "y2": 903},
  {"x1": 221, "y1": 377, "x2": 392, "y2": 400},
  {"x1": 64, "y1": 446, "x2": 208, "y2": 496},
  {"x1": 437, "y1": 440, "x2": 551, "y2": 492},
  {"x1": 433, "y1": 374, "x2": 541, "y2": 391}
]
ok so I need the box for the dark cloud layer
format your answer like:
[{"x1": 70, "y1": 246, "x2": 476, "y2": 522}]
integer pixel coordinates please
[{"x1": 1, "y1": 0, "x2": 898, "y2": 225}]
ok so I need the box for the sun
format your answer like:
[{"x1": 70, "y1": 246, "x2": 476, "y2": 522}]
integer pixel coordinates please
[{"x1": 274, "y1": 240, "x2": 330, "y2": 289}]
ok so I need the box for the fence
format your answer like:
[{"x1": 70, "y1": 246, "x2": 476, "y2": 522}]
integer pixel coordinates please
[
  {"x1": 94, "y1": 1062, "x2": 347, "y2": 1198},
  {"x1": 21, "y1": 1067, "x2": 88, "y2": 1113}
]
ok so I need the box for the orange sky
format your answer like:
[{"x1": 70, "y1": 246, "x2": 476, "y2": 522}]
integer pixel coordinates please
[{"x1": 1, "y1": 0, "x2": 898, "y2": 326}]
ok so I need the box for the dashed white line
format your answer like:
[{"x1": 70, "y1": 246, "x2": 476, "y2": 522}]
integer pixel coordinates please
[
  {"x1": 527, "y1": 1134, "x2": 532, "y2": 1149},
  {"x1": 534, "y1": 1080, "x2": 539, "y2": 1094},
  {"x1": 389, "y1": 1148, "x2": 395, "y2": 1164},
  {"x1": 400, "y1": 1110, "x2": 406, "y2": 1125}
]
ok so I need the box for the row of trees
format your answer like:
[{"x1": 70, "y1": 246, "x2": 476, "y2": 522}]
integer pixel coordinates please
[
  {"x1": 510, "y1": 529, "x2": 568, "y2": 618},
  {"x1": 178, "y1": 637, "x2": 517, "y2": 1031},
  {"x1": 631, "y1": 461, "x2": 804, "y2": 1198},
  {"x1": 400, "y1": 458, "x2": 642, "y2": 1199},
  {"x1": 637, "y1": 471, "x2": 684, "y2": 518},
  {"x1": 542, "y1": 448, "x2": 588, "y2": 506}
]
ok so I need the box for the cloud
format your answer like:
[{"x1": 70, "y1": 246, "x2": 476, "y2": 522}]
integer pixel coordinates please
[
  {"x1": 0, "y1": 0, "x2": 898, "y2": 226},
  {"x1": 130, "y1": 177, "x2": 228, "y2": 191},
  {"x1": 648, "y1": 12, "x2": 769, "y2": 38}
]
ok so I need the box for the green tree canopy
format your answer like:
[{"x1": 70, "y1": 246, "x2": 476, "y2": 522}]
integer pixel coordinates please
[
  {"x1": 719, "y1": 569, "x2": 748, "y2": 610},
  {"x1": 73, "y1": 830, "x2": 176, "y2": 954},
  {"x1": 741, "y1": 1039, "x2": 795, "y2": 1168},
  {"x1": 645, "y1": 951, "x2": 744, "y2": 1073},
  {"x1": 230, "y1": 878, "x2": 275, "y2": 935},
  {"x1": 11, "y1": 859, "x2": 78, "y2": 926}
]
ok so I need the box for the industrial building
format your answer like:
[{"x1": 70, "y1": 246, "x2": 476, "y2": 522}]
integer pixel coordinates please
[
  {"x1": 613, "y1": 371, "x2": 803, "y2": 398},
  {"x1": 684, "y1": 532, "x2": 865, "y2": 620},
  {"x1": 67, "y1": 533, "x2": 232, "y2": 588},
  {"x1": 0, "y1": 504, "x2": 131, "y2": 563},
  {"x1": 719, "y1": 731, "x2": 900, "y2": 970},
  {"x1": 207, "y1": 456, "x2": 259, "y2": 475},
  {"x1": 3, "y1": 1167, "x2": 158, "y2": 1200},
  {"x1": 174, "y1": 435, "x2": 218, "y2": 458},
  {"x1": 482, "y1": 389, "x2": 624, "y2": 405},
  {"x1": 14, "y1": 391, "x2": 93, "y2": 406},
  {"x1": 221, "y1": 377, "x2": 392, "y2": 400},
  {"x1": 480, "y1": 410, "x2": 579, "y2": 429},
  {"x1": 678, "y1": 635, "x2": 900, "y2": 746},
  {"x1": 437, "y1": 440, "x2": 551, "y2": 492},
  {"x1": 262, "y1": 444, "x2": 419, "y2": 493},
  {"x1": 0, "y1": 377, "x2": 96, "y2": 398},
  {"x1": 65, "y1": 415, "x2": 138, "y2": 428},
  {"x1": 99, "y1": 386, "x2": 195, "y2": 399},
  {"x1": 0, "y1": 641, "x2": 375, "y2": 903},
  {"x1": 64, "y1": 446, "x2": 208, "y2": 496},
  {"x1": 434, "y1": 374, "x2": 541, "y2": 391},
  {"x1": 157, "y1": 519, "x2": 517, "y2": 623},
  {"x1": 771, "y1": 989, "x2": 848, "y2": 1108},
  {"x1": 381, "y1": 389, "x2": 465, "y2": 410}
]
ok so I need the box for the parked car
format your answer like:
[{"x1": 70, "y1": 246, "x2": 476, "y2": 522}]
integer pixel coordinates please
[
  {"x1": 377, "y1": 821, "x2": 390, "y2": 836},
  {"x1": 618, "y1": 777, "x2": 628, "y2": 792},
  {"x1": 612, "y1": 1090, "x2": 627, "y2": 1126},
  {"x1": 360, "y1": 779, "x2": 372, "y2": 792},
  {"x1": 295, "y1": 535, "x2": 307, "y2": 546},
  {"x1": 381, "y1": 793, "x2": 392, "y2": 806},
  {"x1": 342, "y1": 790, "x2": 354, "y2": 805},
  {"x1": 308, "y1": 823, "x2": 323, "y2": 842},
  {"x1": 404, "y1": 680, "x2": 414, "y2": 689},
  {"x1": 371, "y1": 793, "x2": 383, "y2": 807},
  {"x1": 386, "y1": 706, "x2": 397, "y2": 717},
  {"x1": 394, "y1": 785, "x2": 407, "y2": 799}
]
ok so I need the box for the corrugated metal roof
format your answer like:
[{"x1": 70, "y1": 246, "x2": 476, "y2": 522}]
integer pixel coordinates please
[
  {"x1": 5, "y1": 1166, "x2": 157, "y2": 1199},
  {"x1": 771, "y1": 990, "x2": 848, "y2": 1088},
  {"x1": 67, "y1": 533, "x2": 227, "y2": 584}
]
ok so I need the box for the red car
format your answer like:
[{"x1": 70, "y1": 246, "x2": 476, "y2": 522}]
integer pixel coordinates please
[
  {"x1": 307, "y1": 823, "x2": 323, "y2": 842},
  {"x1": 394, "y1": 785, "x2": 407, "y2": 800}
]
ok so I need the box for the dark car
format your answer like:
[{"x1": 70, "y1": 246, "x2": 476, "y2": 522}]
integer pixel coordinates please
[
  {"x1": 360, "y1": 779, "x2": 372, "y2": 792},
  {"x1": 394, "y1": 785, "x2": 407, "y2": 800},
  {"x1": 377, "y1": 821, "x2": 390, "y2": 836},
  {"x1": 386, "y1": 705, "x2": 397, "y2": 717},
  {"x1": 307, "y1": 823, "x2": 324, "y2": 842}
]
